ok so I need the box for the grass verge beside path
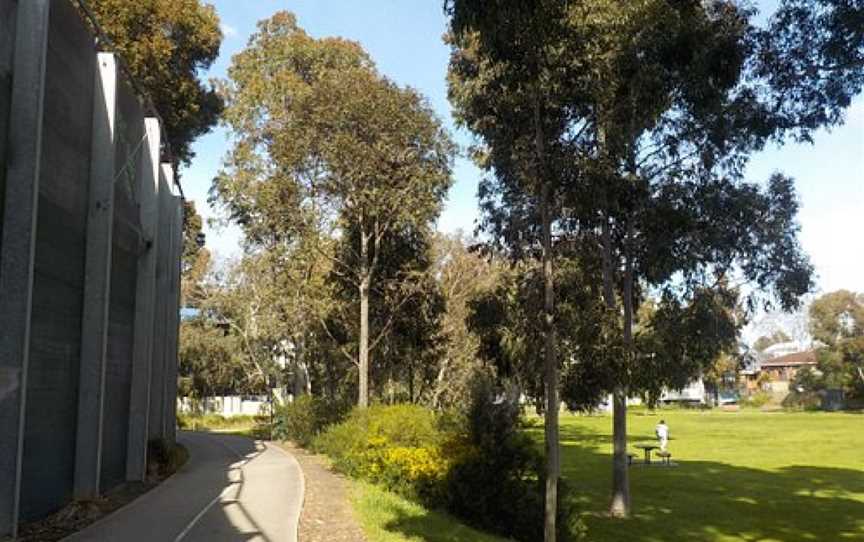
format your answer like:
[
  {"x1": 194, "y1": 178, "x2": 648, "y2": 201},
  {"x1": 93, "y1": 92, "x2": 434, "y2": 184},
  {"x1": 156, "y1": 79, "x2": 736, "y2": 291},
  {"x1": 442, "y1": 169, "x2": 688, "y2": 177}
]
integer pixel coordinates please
[
  {"x1": 350, "y1": 481, "x2": 510, "y2": 542},
  {"x1": 178, "y1": 413, "x2": 271, "y2": 439},
  {"x1": 539, "y1": 409, "x2": 864, "y2": 542}
]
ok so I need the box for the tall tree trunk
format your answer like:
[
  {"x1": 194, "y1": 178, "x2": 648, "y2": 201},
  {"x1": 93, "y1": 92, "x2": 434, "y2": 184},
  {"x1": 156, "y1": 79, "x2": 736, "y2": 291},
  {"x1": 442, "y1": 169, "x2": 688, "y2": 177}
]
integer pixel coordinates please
[
  {"x1": 358, "y1": 229, "x2": 370, "y2": 408},
  {"x1": 596, "y1": 121, "x2": 631, "y2": 518},
  {"x1": 601, "y1": 215, "x2": 630, "y2": 517},
  {"x1": 537, "y1": 100, "x2": 559, "y2": 542},
  {"x1": 613, "y1": 217, "x2": 635, "y2": 517}
]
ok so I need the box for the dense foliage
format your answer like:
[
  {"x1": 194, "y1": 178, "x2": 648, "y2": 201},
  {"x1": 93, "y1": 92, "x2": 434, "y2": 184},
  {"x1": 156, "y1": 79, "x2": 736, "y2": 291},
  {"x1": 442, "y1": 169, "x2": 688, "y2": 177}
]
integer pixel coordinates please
[
  {"x1": 308, "y1": 391, "x2": 583, "y2": 541},
  {"x1": 212, "y1": 12, "x2": 455, "y2": 407},
  {"x1": 83, "y1": 0, "x2": 223, "y2": 166},
  {"x1": 171, "y1": 3, "x2": 864, "y2": 540},
  {"x1": 792, "y1": 290, "x2": 864, "y2": 401},
  {"x1": 272, "y1": 395, "x2": 350, "y2": 447}
]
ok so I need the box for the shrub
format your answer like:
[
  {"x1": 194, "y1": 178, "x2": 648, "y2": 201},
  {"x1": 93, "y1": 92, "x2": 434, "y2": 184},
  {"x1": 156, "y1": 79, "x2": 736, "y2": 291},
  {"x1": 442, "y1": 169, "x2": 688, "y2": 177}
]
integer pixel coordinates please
[
  {"x1": 313, "y1": 394, "x2": 585, "y2": 541},
  {"x1": 272, "y1": 395, "x2": 348, "y2": 447},
  {"x1": 441, "y1": 377, "x2": 550, "y2": 541},
  {"x1": 782, "y1": 390, "x2": 822, "y2": 410},
  {"x1": 147, "y1": 438, "x2": 188, "y2": 478},
  {"x1": 741, "y1": 391, "x2": 773, "y2": 408},
  {"x1": 313, "y1": 404, "x2": 451, "y2": 501}
]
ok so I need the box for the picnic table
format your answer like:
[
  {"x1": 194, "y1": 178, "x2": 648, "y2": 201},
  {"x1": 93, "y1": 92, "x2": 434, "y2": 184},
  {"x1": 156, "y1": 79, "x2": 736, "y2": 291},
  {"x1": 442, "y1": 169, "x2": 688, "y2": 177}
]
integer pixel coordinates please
[{"x1": 634, "y1": 443, "x2": 659, "y2": 464}]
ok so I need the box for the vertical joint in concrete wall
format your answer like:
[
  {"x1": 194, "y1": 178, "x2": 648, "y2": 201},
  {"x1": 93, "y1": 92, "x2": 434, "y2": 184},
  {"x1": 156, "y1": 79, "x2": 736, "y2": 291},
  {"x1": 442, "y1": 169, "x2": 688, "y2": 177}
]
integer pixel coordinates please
[
  {"x1": 163, "y1": 166, "x2": 181, "y2": 445},
  {"x1": 125, "y1": 117, "x2": 161, "y2": 482},
  {"x1": 0, "y1": 0, "x2": 50, "y2": 536},
  {"x1": 149, "y1": 164, "x2": 171, "y2": 443},
  {"x1": 74, "y1": 52, "x2": 118, "y2": 501}
]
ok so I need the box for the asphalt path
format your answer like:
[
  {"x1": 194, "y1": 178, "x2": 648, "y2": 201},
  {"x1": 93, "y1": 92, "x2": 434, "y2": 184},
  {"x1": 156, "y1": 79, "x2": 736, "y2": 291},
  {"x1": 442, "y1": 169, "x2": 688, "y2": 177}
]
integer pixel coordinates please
[{"x1": 66, "y1": 432, "x2": 304, "y2": 542}]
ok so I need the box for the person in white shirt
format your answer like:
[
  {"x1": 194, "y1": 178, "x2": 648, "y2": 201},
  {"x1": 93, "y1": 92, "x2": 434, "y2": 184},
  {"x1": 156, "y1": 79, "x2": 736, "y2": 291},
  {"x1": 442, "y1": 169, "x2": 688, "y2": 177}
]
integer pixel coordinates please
[{"x1": 655, "y1": 420, "x2": 669, "y2": 451}]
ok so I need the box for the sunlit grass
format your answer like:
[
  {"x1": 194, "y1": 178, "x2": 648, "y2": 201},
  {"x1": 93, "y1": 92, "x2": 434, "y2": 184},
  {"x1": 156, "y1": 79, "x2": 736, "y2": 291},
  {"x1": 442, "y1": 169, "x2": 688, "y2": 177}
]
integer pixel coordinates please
[
  {"x1": 349, "y1": 480, "x2": 509, "y2": 542},
  {"x1": 529, "y1": 409, "x2": 864, "y2": 542},
  {"x1": 177, "y1": 413, "x2": 271, "y2": 438}
]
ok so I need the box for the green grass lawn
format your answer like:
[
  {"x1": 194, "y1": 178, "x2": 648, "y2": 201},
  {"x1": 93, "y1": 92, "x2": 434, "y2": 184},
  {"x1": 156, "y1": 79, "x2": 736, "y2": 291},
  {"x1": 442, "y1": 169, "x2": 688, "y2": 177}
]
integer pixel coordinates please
[
  {"x1": 177, "y1": 413, "x2": 271, "y2": 438},
  {"x1": 535, "y1": 409, "x2": 864, "y2": 542},
  {"x1": 350, "y1": 481, "x2": 509, "y2": 542}
]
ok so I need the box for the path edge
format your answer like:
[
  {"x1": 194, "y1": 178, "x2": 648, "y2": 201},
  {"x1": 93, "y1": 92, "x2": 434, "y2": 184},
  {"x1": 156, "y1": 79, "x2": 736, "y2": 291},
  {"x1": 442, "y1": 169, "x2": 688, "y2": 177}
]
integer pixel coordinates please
[{"x1": 267, "y1": 441, "x2": 306, "y2": 542}]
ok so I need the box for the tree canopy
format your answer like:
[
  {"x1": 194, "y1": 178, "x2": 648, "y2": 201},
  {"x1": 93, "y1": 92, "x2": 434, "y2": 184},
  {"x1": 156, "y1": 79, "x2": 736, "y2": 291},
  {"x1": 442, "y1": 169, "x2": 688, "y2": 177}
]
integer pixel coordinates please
[
  {"x1": 446, "y1": 0, "x2": 824, "y2": 527},
  {"x1": 84, "y1": 0, "x2": 223, "y2": 166},
  {"x1": 212, "y1": 11, "x2": 455, "y2": 408}
]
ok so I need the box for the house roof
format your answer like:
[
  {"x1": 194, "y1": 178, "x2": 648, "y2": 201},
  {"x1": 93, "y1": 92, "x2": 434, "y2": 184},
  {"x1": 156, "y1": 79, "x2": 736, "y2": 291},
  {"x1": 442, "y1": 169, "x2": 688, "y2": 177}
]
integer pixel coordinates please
[{"x1": 760, "y1": 350, "x2": 817, "y2": 368}]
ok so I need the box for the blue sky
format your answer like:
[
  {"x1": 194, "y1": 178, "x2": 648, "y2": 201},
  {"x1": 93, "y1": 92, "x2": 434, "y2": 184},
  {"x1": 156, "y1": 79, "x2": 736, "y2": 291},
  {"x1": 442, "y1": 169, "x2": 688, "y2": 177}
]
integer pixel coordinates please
[{"x1": 181, "y1": 0, "x2": 863, "y2": 297}]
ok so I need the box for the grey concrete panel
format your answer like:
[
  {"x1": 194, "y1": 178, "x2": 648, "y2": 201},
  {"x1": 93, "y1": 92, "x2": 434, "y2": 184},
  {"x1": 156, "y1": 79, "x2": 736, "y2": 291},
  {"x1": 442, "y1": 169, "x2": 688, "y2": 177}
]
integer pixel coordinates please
[
  {"x1": 126, "y1": 117, "x2": 161, "y2": 481},
  {"x1": 19, "y1": 0, "x2": 95, "y2": 520},
  {"x1": 113, "y1": 77, "x2": 145, "y2": 217},
  {"x1": 0, "y1": 0, "x2": 17, "y2": 241},
  {"x1": 165, "y1": 198, "x2": 182, "y2": 445},
  {"x1": 162, "y1": 172, "x2": 181, "y2": 445},
  {"x1": 100, "y1": 224, "x2": 137, "y2": 492},
  {"x1": 101, "y1": 100, "x2": 142, "y2": 490},
  {"x1": 148, "y1": 172, "x2": 173, "y2": 441},
  {"x1": 0, "y1": 0, "x2": 49, "y2": 536},
  {"x1": 74, "y1": 53, "x2": 118, "y2": 500}
]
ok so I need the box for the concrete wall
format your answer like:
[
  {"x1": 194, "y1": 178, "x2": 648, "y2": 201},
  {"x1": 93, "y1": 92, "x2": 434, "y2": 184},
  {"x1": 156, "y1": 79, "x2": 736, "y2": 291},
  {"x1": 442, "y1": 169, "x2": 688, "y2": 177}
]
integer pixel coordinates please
[
  {"x1": 19, "y1": 0, "x2": 94, "y2": 520},
  {"x1": 0, "y1": 0, "x2": 183, "y2": 535},
  {"x1": 0, "y1": 0, "x2": 15, "y2": 246}
]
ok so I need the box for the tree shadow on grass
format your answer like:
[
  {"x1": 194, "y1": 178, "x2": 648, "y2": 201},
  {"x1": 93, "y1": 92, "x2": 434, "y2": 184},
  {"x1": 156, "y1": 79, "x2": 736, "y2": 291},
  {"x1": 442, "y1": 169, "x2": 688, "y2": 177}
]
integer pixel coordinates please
[
  {"x1": 366, "y1": 421, "x2": 864, "y2": 542},
  {"x1": 555, "y1": 423, "x2": 864, "y2": 542}
]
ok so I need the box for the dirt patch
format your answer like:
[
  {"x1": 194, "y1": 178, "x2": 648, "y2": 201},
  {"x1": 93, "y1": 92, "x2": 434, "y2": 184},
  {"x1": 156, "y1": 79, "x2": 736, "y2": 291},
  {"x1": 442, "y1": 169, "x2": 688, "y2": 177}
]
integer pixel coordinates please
[
  {"x1": 13, "y1": 481, "x2": 157, "y2": 542},
  {"x1": 12, "y1": 442, "x2": 188, "y2": 542},
  {"x1": 275, "y1": 442, "x2": 367, "y2": 542}
]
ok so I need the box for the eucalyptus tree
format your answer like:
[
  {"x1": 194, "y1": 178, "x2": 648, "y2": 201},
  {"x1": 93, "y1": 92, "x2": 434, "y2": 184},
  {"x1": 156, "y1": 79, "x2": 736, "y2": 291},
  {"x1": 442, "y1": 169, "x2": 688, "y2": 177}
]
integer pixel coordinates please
[
  {"x1": 808, "y1": 290, "x2": 864, "y2": 396},
  {"x1": 757, "y1": 0, "x2": 864, "y2": 142},
  {"x1": 429, "y1": 233, "x2": 502, "y2": 409},
  {"x1": 448, "y1": 0, "x2": 838, "y2": 524},
  {"x1": 446, "y1": 2, "x2": 578, "y2": 537},
  {"x1": 213, "y1": 12, "x2": 455, "y2": 407},
  {"x1": 83, "y1": 0, "x2": 223, "y2": 166},
  {"x1": 552, "y1": 2, "x2": 818, "y2": 516},
  {"x1": 468, "y1": 253, "x2": 610, "y2": 413},
  {"x1": 322, "y1": 223, "x2": 446, "y2": 404}
]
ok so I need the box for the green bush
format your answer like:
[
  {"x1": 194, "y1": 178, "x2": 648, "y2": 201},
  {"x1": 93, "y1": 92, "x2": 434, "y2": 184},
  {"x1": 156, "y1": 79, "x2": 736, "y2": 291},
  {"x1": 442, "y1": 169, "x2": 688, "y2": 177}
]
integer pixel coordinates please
[
  {"x1": 312, "y1": 394, "x2": 584, "y2": 541},
  {"x1": 272, "y1": 395, "x2": 349, "y2": 447},
  {"x1": 442, "y1": 377, "x2": 583, "y2": 541},
  {"x1": 147, "y1": 438, "x2": 189, "y2": 478},
  {"x1": 741, "y1": 391, "x2": 773, "y2": 408},
  {"x1": 782, "y1": 390, "x2": 822, "y2": 410},
  {"x1": 314, "y1": 404, "x2": 448, "y2": 500}
]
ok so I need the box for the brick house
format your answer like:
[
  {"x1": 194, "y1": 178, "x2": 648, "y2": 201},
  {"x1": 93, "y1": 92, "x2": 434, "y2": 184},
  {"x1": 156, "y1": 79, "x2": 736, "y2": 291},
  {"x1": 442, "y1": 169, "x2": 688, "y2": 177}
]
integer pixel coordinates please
[{"x1": 759, "y1": 350, "x2": 818, "y2": 392}]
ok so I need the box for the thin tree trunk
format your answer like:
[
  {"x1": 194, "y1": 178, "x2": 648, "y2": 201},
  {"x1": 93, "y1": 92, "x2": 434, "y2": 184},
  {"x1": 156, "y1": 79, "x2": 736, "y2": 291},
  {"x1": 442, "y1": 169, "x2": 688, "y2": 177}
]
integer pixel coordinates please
[
  {"x1": 293, "y1": 334, "x2": 304, "y2": 399},
  {"x1": 601, "y1": 214, "x2": 630, "y2": 517},
  {"x1": 358, "y1": 229, "x2": 370, "y2": 408},
  {"x1": 408, "y1": 359, "x2": 415, "y2": 404},
  {"x1": 537, "y1": 99, "x2": 559, "y2": 542},
  {"x1": 613, "y1": 217, "x2": 635, "y2": 517}
]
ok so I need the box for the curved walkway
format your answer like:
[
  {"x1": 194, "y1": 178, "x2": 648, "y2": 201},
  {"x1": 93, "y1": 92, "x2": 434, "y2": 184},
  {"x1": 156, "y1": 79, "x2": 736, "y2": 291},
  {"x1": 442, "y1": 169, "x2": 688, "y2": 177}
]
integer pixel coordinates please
[{"x1": 66, "y1": 432, "x2": 304, "y2": 542}]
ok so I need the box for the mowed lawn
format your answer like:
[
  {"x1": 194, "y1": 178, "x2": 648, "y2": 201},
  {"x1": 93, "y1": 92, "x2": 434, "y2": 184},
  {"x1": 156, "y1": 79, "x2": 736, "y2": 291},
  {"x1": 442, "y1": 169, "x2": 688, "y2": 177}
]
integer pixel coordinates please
[{"x1": 539, "y1": 409, "x2": 864, "y2": 542}]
